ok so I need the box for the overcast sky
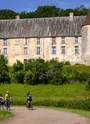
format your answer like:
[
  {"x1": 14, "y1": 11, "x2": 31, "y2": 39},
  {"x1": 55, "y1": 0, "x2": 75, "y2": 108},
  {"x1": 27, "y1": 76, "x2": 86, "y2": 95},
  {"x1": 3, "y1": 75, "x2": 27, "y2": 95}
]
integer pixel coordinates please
[{"x1": 0, "y1": 0, "x2": 90, "y2": 12}]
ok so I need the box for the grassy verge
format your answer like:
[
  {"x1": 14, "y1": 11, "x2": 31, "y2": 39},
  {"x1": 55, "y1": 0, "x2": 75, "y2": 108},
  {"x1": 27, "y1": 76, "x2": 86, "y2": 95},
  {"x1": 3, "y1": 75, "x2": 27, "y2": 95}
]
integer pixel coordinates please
[{"x1": 0, "y1": 110, "x2": 13, "y2": 120}]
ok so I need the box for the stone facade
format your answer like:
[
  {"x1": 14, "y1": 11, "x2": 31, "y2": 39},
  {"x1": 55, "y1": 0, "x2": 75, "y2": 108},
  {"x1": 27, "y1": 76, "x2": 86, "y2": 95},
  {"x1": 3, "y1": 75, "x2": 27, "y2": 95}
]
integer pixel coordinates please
[
  {"x1": 0, "y1": 12, "x2": 90, "y2": 65},
  {"x1": 0, "y1": 37, "x2": 82, "y2": 65}
]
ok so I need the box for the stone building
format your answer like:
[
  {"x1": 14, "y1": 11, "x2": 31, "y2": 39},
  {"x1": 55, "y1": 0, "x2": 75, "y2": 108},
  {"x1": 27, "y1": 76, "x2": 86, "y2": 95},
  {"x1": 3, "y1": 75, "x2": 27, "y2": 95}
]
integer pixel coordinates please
[{"x1": 0, "y1": 12, "x2": 90, "y2": 65}]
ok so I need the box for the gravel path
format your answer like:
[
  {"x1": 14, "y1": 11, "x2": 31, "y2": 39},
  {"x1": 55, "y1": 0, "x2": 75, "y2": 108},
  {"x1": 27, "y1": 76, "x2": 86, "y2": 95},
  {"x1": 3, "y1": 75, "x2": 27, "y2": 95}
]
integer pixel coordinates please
[{"x1": 0, "y1": 107, "x2": 90, "y2": 124}]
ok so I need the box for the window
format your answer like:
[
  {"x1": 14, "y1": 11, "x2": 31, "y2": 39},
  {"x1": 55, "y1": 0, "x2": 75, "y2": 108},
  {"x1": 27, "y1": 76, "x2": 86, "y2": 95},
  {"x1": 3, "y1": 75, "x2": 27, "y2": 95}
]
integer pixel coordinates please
[
  {"x1": 24, "y1": 47, "x2": 28, "y2": 55},
  {"x1": 3, "y1": 48, "x2": 7, "y2": 55},
  {"x1": 3, "y1": 39, "x2": 7, "y2": 46},
  {"x1": 52, "y1": 37, "x2": 56, "y2": 45},
  {"x1": 52, "y1": 46, "x2": 56, "y2": 54},
  {"x1": 61, "y1": 37, "x2": 65, "y2": 44},
  {"x1": 61, "y1": 46, "x2": 65, "y2": 54},
  {"x1": 25, "y1": 39, "x2": 28, "y2": 45},
  {"x1": 75, "y1": 46, "x2": 79, "y2": 54},
  {"x1": 36, "y1": 47, "x2": 40, "y2": 54},
  {"x1": 75, "y1": 37, "x2": 78, "y2": 43},
  {"x1": 37, "y1": 38, "x2": 40, "y2": 44},
  {"x1": 24, "y1": 59, "x2": 28, "y2": 64}
]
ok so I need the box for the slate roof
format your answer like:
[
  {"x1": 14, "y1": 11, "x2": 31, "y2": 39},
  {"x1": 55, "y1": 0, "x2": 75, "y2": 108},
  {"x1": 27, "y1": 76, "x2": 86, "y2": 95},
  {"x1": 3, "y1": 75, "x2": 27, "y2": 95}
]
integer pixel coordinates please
[{"x1": 0, "y1": 16, "x2": 86, "y2": 38}]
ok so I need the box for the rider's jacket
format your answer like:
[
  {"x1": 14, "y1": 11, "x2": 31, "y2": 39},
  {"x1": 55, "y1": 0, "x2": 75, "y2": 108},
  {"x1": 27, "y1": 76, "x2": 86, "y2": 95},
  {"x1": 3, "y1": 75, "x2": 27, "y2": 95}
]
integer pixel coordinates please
[{"x1": 5, "y1": 93, "x2": 10, "y2": 100}]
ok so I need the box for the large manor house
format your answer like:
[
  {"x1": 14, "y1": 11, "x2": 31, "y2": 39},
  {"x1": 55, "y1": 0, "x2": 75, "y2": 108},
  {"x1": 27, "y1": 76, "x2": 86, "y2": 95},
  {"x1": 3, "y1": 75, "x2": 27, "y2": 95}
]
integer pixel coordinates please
[{"x1": 0, "y1": 11, "x2": 90, "y2": 65}]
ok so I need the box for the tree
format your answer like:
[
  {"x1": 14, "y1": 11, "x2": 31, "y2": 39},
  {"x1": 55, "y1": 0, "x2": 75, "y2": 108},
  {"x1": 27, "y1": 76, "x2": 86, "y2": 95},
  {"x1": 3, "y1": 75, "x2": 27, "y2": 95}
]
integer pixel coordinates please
[
  {"x1": 0, "y1": 55, "x2": 10, "y2": 84},
  {"x1": 11, "y1": 60, "x2": 24, "y2": 83},
  {"x1": 47, "y1": 59, "x2": 63, "y2": 85},
  {"x1": 0, "y1": 9, "x2": 18, "y2": 19}
]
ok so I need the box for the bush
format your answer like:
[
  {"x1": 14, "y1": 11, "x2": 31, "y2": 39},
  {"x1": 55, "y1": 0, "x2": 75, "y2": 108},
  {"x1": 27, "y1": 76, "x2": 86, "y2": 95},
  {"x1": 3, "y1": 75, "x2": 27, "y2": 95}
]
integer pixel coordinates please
[
  {"x1": 10, "y1": 97, "x2": 90, "y2": 111},
  {"x1": 85, "y1": 78, "x2": 90, "y2": 90}
]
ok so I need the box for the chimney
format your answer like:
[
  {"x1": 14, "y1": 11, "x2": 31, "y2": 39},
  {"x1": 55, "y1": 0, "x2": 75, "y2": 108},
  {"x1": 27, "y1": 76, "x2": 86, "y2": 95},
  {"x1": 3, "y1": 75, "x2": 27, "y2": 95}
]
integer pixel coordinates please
[
  {"x1": 16, "y1": 15, "x2": 20, "y2": 20},
  {"x1": 69, "y1": 13, "x2": 74, "y2": 21}
]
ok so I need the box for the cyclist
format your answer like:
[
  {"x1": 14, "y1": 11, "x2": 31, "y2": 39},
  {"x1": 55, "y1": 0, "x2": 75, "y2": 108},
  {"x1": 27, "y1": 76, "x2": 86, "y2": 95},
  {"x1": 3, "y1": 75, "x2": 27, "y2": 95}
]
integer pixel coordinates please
[
  {"x1": 0, "y1": 94, "x2": 4, "y2": 110},
  {"x1": 5, "y1": 91, "x2": 11, "y2": 110},
  {"x1": 26, "y1": 92, "x2": 33, "y2": 109}
]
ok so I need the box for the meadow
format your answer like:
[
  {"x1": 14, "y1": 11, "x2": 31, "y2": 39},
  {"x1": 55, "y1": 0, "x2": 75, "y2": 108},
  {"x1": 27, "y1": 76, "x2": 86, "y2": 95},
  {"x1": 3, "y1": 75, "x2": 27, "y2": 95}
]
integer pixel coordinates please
[{"x1": 0, "y1": 83, "x2": 90, "y2": 110}]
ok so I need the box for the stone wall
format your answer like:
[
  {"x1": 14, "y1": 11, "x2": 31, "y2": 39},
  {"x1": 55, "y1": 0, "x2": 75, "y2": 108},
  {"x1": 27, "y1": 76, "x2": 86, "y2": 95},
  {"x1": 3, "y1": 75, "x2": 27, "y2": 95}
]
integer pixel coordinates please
[
  {"x1": 81, "y1": 25, "x2": 90, "y2": 65},
  {"x1": 0, "y1": 37, "x2": 82, "y2": 65}
]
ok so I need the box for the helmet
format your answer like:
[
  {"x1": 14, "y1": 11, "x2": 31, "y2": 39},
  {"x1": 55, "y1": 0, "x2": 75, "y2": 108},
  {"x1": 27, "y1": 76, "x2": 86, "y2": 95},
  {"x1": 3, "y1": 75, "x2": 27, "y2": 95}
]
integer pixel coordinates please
[{"x1": 6, "y1": 91, "x2": 9, "y2": 93}]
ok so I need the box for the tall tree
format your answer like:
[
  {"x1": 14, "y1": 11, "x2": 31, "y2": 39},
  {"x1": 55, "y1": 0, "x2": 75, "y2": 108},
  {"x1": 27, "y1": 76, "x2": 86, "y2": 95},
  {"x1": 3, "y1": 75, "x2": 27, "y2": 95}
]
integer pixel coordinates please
[{"x1": 0, "y1": 55, "x2": 10, "y2": 84}]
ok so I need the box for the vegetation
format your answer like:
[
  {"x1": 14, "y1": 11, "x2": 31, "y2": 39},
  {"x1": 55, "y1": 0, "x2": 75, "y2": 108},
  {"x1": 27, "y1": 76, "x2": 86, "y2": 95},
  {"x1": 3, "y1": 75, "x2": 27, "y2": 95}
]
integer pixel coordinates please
[
  {"x1": 0, "y1": 5, "x2": 89, "y2": 19},
  {"x1": 0, "y1": 55, "x2": 10, "y2": 84},
  {"x1": 0, "y1": 54, "x2": 90, "y2": 85},
  {"x1": 10, "y1": 59, "x2": 90, "y2": 85},
  {"x1": 1, "y1": 55, "x2": 90, "y2": 110},
  {"x1": 0, "y1": 110, "x2": 12, "y2": 120},
  {"x1": 0, "y1": 83, "x2": 90, "y2": 111}
]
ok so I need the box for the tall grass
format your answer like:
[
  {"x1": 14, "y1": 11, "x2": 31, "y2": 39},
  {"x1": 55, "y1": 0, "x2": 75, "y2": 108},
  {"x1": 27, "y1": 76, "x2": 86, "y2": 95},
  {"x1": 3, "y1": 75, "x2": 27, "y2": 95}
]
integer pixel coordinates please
[{"x1": 0, "y1": 83, "x2": 90, "y2": 110}]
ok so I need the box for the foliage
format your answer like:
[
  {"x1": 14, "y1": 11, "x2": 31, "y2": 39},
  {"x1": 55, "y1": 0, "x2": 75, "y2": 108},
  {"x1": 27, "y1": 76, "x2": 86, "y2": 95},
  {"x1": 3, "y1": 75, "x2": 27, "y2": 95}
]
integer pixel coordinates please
[
  {"x1": 0, "y1": 9, "x2": 18, "y2": 19},
  {"x1": 47, "y1": 59, "x2": 63, "y2": 85},
  {"x1": 0, "y1": 110, "x2": 12, "y2": 120},
  {"x1": 11, "y1": 60, "x2": 24, "y2": 83},
  {"x1": 0, "y1": 55, "x2": 10, "y2": 84},
  {"x1": 8, "y1": 58, "x2": 90, "y2": 85},
  {"x1": 85, "y1": 78, "x2": 90, "y2": 90},
  {"x1": 0, "y1": 5, "x2": 89, "y2": 19},
  {"x1": 1, "y1": 83, "x2": 90, "y2": 111}
]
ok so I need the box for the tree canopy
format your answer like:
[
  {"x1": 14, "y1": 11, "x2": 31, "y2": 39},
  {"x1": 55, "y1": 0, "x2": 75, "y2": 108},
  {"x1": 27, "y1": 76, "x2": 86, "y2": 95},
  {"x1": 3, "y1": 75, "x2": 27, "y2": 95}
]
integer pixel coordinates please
[{"x1": 0, "y1": 5, "x2": 89, "y2": 19}]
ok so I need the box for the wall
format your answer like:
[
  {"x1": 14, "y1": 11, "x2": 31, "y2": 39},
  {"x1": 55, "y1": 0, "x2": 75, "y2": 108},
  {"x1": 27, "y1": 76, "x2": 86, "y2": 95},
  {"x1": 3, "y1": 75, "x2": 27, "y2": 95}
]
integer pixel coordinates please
[
  {"x1": 81, "y1": 25, "x2": 90, "y2": 65},
  {"x1": 0, "y1": 37, "x2": 82, "y2": 65}
]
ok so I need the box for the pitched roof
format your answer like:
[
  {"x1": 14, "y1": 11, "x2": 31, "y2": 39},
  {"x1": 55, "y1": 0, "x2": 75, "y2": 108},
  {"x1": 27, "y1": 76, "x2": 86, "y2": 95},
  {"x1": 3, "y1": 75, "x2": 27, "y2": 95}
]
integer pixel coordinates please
[
  {"x1": 83, "y1": 11, "x2": 90, "y2": 26},
  {"x1": 0, "y1": 16, "x2": 86, "y2": 38}
]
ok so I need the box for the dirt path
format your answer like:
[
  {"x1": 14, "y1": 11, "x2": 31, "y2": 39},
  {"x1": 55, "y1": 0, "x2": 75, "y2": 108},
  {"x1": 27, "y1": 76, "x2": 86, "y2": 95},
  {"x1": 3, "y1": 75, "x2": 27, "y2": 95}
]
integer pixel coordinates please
[{"x1": 0, "y1": 107, "x2": 90, "y2": 124}]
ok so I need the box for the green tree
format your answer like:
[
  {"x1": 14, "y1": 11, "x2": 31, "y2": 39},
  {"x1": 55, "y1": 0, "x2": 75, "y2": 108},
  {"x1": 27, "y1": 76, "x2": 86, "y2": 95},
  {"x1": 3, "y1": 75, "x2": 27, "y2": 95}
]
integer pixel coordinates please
[
  {"x1": 0, "y1": 9, "x2": 18, "y2": 19},
  {"x1": 47, "y1": 59, "x2": 63, "y2": 85},
  {"x1": 0, "y1": 55, "x2": 10, "y2": 84},
  {"x1": 11, "y1": 60, "x2": 24, "y2": 83}
]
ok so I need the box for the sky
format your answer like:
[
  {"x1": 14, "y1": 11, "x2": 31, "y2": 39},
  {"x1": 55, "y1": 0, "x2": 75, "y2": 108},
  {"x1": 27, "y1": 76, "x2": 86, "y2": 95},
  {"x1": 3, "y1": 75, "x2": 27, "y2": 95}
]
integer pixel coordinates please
[{"x1": 0, "y1": 0, "x2": 90, "y2": 12}]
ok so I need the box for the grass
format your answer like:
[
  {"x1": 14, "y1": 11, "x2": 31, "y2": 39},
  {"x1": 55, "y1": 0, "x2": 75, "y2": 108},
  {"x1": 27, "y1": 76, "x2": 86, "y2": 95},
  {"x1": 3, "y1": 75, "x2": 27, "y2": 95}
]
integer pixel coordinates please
[
  {"x1": 0, "y1": 83, "x2": 90, "y2": 109},
  {"x1": 1, "y1": 80, "x2": 90, "y2": 120},
  {"x1": 0, "y1": 83, "x2": 90, "y2": 99},
  {"x1": 0, "y1": 110, "x2": 13, "y2": 120}
]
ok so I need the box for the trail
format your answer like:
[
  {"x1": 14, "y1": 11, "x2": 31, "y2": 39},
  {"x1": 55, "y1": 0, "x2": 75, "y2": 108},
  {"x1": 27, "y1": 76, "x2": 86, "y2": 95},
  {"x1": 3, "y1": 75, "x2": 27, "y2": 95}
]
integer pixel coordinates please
[{"x1": 0, "y1": 107, "x2": 90, "y2": 124}]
